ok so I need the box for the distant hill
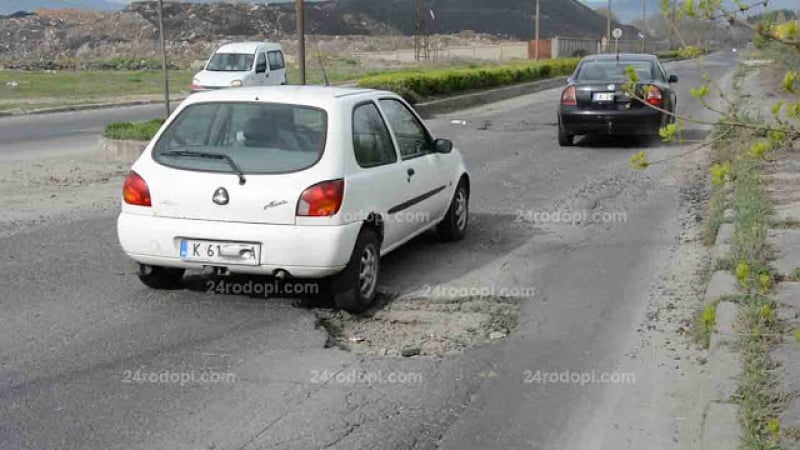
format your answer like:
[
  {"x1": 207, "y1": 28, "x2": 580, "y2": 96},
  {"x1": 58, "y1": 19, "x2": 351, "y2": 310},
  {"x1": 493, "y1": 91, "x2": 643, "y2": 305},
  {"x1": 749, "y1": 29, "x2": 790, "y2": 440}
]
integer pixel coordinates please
[
  {"x1": 583, "y1": 0, "x2": 799, "y2": 23},
  {"x1": 0, "y1": 0, "x2": 120, "y2": 15}
]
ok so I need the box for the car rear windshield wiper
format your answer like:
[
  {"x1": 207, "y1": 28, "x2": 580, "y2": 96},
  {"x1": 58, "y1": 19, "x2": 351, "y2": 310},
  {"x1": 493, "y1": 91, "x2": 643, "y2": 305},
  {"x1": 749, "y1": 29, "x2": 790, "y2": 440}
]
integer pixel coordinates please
[{"x1": 160, "y1": 150, "x2": 247, "y2": 185}]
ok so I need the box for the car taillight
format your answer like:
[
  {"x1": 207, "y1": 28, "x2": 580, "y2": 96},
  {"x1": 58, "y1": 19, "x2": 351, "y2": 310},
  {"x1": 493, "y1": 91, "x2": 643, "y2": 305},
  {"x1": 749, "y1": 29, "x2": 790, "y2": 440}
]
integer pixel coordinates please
[
  {"x1": 123, "y1": 171, "x2": 151, "y2": 207},
  {"x1": 645, "y1": 86, "x2": 663, "y2": 107},
  {"x1": 297, "y1": 179, "x2": 344, "y2": 217},
  {"x1": 561, "y1": 86, "x2": 577, "y2": 106},
  {"x1": 191, "y1": 79, "x2": 203, "y2": 91}
]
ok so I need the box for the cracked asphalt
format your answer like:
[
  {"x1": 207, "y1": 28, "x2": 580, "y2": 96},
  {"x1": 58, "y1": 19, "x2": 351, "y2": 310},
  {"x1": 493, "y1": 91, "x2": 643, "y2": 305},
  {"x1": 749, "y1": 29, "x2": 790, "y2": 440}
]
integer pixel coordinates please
[{"x1": 0, "y1": 51, "x2": 738, "y2": 449}]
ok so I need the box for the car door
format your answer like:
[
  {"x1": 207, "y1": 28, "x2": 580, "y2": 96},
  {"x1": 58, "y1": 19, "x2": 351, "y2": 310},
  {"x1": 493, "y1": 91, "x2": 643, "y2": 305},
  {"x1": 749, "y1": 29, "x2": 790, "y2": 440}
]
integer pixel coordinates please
[
  {"x1": 346, "y1": 101, "x2": 409, "y2": 250},
  {"x1": 253, "y1": 51, "x2": 269, "y2": 86},
  {"x1": 378, "y1": 98, "x2": 450, "y2": 237},
  {"x1": 268, "y1": 50, "x2": 288, "y2": 85}
]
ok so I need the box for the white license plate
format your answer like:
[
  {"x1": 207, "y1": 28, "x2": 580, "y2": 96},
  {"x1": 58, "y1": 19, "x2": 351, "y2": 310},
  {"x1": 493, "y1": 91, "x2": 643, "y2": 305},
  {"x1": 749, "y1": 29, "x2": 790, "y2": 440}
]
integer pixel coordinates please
[
  {"x1": 592, "y1": 92, "x2": 615, "y2": 102},
  {"x1": 179, "y1": 240, "x2": 261, "y2": 266}
]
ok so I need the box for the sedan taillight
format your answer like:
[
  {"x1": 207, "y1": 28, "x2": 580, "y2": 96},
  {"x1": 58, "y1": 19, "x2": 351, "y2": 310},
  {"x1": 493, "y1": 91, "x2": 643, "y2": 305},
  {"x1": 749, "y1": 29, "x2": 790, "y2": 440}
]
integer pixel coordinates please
[
  {"x1": 561, "y1": 86, "x2": 577, "y2": 106},
  {"x1": 645, "y1": 86, "x2": 663, "y2": 107},
  {"x1": 123, "y1": 171, "x2": 151, "y2": 207},
  {"x1": 297, "y1": 180, "x2": 344, "y2": 217}
]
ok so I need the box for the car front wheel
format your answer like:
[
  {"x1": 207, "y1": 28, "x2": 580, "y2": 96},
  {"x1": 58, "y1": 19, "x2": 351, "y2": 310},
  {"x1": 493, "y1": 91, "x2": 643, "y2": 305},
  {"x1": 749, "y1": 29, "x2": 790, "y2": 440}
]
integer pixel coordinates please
[
  {"x1": 436, "y1": 181, "x2": 469, "y2": 242},
  {"x1": 138, "y1": 265, "x2": 185, "y2": 289},
  {"x1": 332, "y1": 229, "x2": 381, "y2": 313}
]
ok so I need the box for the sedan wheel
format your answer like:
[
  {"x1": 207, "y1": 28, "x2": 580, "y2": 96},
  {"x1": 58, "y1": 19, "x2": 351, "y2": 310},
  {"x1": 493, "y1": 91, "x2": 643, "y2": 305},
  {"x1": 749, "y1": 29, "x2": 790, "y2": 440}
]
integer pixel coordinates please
[
  {"x1": 332, "y1": 229, "x2": 380, "y2": 313},
  {"x1": 436, "y1": 181, "x2": 469, "y2": 242},
  {"x1": 558, "y1": 122, "x2": 575, "y2": 147}
]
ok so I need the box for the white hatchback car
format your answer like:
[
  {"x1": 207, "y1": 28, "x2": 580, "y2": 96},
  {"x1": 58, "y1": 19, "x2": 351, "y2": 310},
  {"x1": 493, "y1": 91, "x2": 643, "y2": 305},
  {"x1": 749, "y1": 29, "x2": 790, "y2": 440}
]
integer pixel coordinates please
[{"x1": 117, "y1": 86, "x2": 470, "y2": 312}]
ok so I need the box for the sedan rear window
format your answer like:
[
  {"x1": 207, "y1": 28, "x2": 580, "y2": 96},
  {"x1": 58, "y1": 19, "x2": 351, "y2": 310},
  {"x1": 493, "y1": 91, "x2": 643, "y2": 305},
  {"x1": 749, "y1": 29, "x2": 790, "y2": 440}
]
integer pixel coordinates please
[
  {"x1": 206, "y1": 53, "x2": 255, "y2": 72},
  {"x1": 576, "y1": 60, "x2": 655, "y2": 81},
  {"x1": 153, "y1": 102, "x2": 327, "y2": 174}
]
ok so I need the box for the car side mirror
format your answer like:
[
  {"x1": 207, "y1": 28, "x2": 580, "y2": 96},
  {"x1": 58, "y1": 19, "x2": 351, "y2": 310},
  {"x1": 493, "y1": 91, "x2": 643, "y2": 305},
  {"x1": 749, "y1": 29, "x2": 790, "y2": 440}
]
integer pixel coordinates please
[
  {"x1": 668, "y1": 74, "x2": 679, "y2": 83},
  {"x1": 567, "y1": 76, "x2": 575, "y2": 84},
  {"x1": 256, "y1": 63, "x2": 267, "y2": 74},
  {"x1": 434, "y1": 138, "x2": 453, "y2": 154}
]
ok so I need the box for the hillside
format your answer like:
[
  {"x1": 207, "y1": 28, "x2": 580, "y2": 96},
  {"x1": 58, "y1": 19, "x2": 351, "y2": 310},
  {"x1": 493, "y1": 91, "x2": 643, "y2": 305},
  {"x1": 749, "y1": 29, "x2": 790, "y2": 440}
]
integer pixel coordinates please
[
  {"x1": 584, "y1": 0, "x2": 799, "y2": 23},
  {"x1": 0, "y1": 0, "x2": 640, "y2": 63},
  {"x1": 0, "y1": 0, "x2": 119, "y2": 15}
]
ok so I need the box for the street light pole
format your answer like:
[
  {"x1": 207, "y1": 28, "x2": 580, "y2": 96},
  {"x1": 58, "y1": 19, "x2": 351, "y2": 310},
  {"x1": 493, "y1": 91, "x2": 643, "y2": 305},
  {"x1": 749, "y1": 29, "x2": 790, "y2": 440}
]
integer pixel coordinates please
[
  {"x1": 641, "y1": 0, "x2": 646, "y2": 52},
  {"x1": 606, "y1": 0, "x2": 612, "y2": 54},
  {"x1": 534, "y1": 0, "x2": 540, "y2": 60},
  {"x1": 156, "y1": 0, "x2": 170, "y2": 117},
  {"x1": 296, "y1": 0, "x2": 306, "y2": 85}
]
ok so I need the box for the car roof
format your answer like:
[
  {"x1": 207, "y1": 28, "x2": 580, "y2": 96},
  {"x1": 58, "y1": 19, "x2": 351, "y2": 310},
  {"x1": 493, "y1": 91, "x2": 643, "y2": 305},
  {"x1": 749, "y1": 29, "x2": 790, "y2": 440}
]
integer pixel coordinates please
[
  {"x1": 582, "y1": 53, "x2": 657, "y2": 62},
  {"x1": 215, "y1": 41, "x2": 282, "y2": 55},
  {"x1": 184, "y1": 85, "x2": 393, "y2": 110}
]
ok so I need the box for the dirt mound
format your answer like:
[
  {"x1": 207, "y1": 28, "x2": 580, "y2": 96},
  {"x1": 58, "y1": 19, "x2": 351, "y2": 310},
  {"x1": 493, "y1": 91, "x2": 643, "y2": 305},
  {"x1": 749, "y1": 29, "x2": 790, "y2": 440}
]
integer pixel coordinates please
[{"x1": 0, "y1": 0, "x2": 640, "y2": 63}]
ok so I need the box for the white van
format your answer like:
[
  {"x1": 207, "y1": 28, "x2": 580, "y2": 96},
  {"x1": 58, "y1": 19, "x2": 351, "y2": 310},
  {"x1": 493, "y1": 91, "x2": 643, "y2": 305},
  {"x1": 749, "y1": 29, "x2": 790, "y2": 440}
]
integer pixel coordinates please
[{"x1": 191, "y1": 42, "x2": 288, "y2": 92}]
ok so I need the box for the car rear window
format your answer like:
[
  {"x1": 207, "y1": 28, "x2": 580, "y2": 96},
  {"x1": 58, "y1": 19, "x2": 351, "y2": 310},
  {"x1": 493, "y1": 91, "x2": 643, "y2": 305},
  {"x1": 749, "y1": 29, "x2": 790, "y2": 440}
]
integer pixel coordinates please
[
  {"x1": 153, "y1": 102, "x2": 328, "y2": 174},
  {"x1": 576, "y1": 60, "x2": 655, "y2": 81}
]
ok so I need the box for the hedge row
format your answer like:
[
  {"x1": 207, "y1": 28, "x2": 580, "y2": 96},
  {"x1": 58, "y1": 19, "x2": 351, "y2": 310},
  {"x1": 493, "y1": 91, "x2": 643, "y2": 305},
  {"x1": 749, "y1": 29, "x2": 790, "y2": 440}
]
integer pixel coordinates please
[{"x1": 357, "y1": 58, "x2": 579, "y2": 103}]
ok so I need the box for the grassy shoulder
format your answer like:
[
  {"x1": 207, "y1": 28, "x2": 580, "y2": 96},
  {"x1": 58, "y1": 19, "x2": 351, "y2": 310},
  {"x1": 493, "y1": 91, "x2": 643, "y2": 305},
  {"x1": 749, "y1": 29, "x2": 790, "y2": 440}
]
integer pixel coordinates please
[
  {"x1": 104, "y1": 119, "x2": 165, "y2": 141},
  {"x1": 0, "y1": 70, "x2": 194, "y2": 112}
]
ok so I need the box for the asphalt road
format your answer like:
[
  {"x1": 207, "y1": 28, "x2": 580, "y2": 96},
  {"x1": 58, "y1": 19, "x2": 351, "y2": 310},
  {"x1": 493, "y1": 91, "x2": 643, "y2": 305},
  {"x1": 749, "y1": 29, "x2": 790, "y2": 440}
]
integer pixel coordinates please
[{"x1": 0, "y1": 52, "x2": 739, "y2": 449}]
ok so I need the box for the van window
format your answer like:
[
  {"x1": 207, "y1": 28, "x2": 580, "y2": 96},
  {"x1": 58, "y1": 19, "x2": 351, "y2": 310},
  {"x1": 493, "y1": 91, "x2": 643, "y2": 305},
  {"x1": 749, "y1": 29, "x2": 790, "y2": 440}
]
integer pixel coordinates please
[
  {"x1": 206, "y1": 53, "x2": 255, "y2": 72},
  {"x1": 268, "y1": 51, "x2": 285, "y2": 71},
  {"x1": 153, "y1": 102, "x2": 328, "y2": 174}
]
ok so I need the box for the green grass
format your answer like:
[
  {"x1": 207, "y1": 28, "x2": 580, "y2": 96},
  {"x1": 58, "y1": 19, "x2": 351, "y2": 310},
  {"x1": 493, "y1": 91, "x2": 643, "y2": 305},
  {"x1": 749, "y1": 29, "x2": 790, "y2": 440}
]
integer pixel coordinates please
[
  {"x1": 0, "y1": 58, "x2": 509, "y2": 112},
  {"x1": 720, "y1": 125, "x2": 787, "y2": 449},
  {"x1": 0, "y1": 70, "x2": 194, "y2": 111},
  {"x1": 104, "y1": 119, "x2": 165, "y2": 141}
]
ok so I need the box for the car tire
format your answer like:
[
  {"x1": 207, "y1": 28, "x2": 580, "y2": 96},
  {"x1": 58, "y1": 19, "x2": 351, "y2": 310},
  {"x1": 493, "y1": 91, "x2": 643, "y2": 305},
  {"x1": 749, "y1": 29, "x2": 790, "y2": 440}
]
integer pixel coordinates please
[
  {"x1": 331, "y1": 229, "x2": 381, "y2": 313},
  {"x1": 138, "y1": 265, "x2": 185, "y2": 289},
  {"x1": 436, "y1": 181, "x2": 469, "y2": 242},
  {"x1": 558, "y1": 122, "x2": 575, "y2": 147}
]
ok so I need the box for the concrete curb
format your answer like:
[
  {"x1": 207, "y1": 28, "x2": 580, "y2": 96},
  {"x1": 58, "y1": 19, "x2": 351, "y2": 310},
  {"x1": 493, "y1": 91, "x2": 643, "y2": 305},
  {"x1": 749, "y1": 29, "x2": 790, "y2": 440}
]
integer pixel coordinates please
[
  {"x1": 701, "y1": 402, "x2": 741, "y2": 450},
  {"x1": 0, "y1": 97, "x2": 188, "y2": 118},
  {"x1": 704, "y1": 271, "x2": 739, "y2": 305},
  {"x1": 414, "y1": 77, "x2": 567, "y2": 118},
  {"x1": 99, "y1": 137, "x2": 148, "y2": 163}
]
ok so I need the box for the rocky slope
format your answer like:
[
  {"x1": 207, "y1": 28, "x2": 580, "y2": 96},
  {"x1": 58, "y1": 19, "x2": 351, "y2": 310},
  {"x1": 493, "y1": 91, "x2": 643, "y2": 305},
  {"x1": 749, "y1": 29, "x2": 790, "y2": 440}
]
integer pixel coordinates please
[{"x1": 0, "y1": 0, "x2": 640, "y2": 63}]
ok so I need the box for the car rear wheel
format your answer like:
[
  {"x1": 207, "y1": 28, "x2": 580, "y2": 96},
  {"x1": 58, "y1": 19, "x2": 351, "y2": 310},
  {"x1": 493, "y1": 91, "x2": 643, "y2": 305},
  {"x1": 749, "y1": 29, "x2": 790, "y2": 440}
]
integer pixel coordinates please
[
  {"x1": 558, "y1": 122, "x2": 574, "y2": 147},
  {"x1": 138, "y1": 265, "x2": 185, "y2": 289},
  {"x1": 332, "y1": 229, "x2": 380, "y2": 313},
  {"x1": 436, "y1": 181, "x2": 469, "y2": 242}
]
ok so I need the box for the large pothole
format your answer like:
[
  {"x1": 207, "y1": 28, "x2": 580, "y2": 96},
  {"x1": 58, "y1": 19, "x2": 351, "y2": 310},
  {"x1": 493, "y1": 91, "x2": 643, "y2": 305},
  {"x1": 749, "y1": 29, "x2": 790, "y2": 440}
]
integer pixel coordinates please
[{"x1": 316, "y1": 294, "x2": 521, "y2": 357}]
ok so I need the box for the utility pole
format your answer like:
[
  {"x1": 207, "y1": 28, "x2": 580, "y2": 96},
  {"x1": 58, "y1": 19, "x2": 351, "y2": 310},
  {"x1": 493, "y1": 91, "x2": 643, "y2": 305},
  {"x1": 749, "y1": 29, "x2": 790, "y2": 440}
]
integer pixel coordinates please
[
  {"x1": 641, "y1": 0, "x2": 646, "y2": 52},
  {"x1": 669, "y1": 0, "x2": 677, "y2": 50},
  {"x1": 296, "y1": 0, "x2": 306, "y2": 85},
  {"x1": 534, "y1": 0, "x2": 540, "y2": 60},
  {"x1": 156, "y1": 0, "x2": 170, "y2": 117},
  {"x1": 606, "y1": 0, "x2": 612, "y2": 54}
]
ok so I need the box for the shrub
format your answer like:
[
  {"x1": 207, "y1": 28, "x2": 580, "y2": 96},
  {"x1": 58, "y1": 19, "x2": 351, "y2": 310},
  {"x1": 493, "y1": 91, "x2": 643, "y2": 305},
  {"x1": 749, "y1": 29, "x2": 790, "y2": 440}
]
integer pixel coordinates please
[
  {"x1": 357, "y1": 58, "x2": 579, "y2": 103},
  {"x1": 104, "y1": 118, "x2": 165, "y2": 141}
]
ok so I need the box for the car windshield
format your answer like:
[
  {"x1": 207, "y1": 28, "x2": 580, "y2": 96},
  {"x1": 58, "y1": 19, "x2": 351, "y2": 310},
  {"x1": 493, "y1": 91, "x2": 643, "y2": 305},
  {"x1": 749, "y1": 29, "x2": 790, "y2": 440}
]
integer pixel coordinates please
[
  {"x1": 206, "y1": 53, "x2": 255, "y2": 72},
  {"x1": 153, "y1": 102, "x2": 328, "y2": 174},
  {"x1": 576, "y1": 59, "x2": 655, "y2": 82}
]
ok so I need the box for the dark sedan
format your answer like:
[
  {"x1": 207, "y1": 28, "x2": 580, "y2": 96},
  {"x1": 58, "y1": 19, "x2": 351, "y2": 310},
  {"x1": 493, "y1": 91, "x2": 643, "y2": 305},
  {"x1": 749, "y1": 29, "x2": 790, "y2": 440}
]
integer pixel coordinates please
[{"x1": 557, "y1": 53, "x2": 678, "y2": 146}]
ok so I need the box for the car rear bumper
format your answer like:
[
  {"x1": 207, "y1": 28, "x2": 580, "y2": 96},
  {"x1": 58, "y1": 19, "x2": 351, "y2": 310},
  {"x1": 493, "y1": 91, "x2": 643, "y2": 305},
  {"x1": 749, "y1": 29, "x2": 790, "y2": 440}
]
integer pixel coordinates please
[
  {"x1": 559, "y1": 107, "x2": 664, "y2": 136},
  {"x1": 117, "y1": 212, "x2": 362, "y2": 278}
]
